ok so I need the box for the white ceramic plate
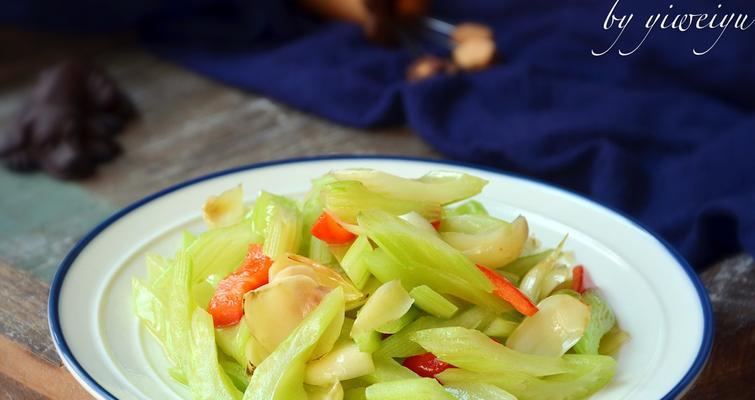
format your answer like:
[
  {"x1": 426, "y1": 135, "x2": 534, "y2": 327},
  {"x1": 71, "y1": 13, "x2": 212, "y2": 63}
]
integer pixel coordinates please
[{"x1": 49, "y1": 156, "x2": 712, "y2": 400}]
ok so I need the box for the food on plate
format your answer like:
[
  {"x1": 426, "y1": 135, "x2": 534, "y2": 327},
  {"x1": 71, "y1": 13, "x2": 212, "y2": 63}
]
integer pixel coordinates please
[{"x1": 132, "y1": 168, "x2": 627, "y2": 400}]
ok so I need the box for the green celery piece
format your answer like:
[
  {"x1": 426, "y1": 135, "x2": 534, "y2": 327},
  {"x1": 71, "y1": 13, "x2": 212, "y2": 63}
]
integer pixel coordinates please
[
  {"x1": 376, "y1": 307, "x2": 496, "y2": 358},
  {"x1": 598, "y1": 326, "x2": 630, "y2": 356},
  {"x1": 444, "y1": 382, "x2": 517, "y2": 400},
  {"x1": 192, "y1": 280, "x2": 215, "y2": 309},
  {"x1": 411, "y1": 327, "x2": 567, "y2": 377},
  {"x1": 219, "y1": 353, "x2": 251, "y2": 392},
  {"x1": 365, "y1": 378, "x2": 455, "y2": 400},
  {"x1": 165, "y1": 252, "x2": 194, "y2": 380},
  {"x1": 145, "y1": 253, "x2": 168, "y2": 283},
  {"x1": 377, "y1": 307, "x2": 420, "y2": 334},
  {"x1": 409, "y1": 285, "x2": 459, "y2": 319},
  {"x1": 359, "y1": 211, "x2": 508, "y2": 313},
  {"x1": 322, "y1": 180, "x2": 441, "y2": 224},
  {"x1": 132, "y1": 277, "x2": 169, "y2": 352},
  {"x1": 262, "y1": 197, "x2": 302, "y2": 260},
  {"x1": 500, "y1": 250, "x2": 553, "y2": 278},
  {"x1": 330, "y1": 169, "x2": 487, "y2": 205},
  {"x1": 437, "y1": 354, "x2": 617, "y2": 400},
  {"x1": 187, "y1": 220, "x2": 258, "y2": 283},
  {"x1": 344, "y1": 387, "x2": 368, "y2": 400},
  {"x1": 573, "y1": 289, "x2": 617, "y2": 355},
  {"x1": 299, "y1": 175, "x2": 337, "y2": 254},
  {"x1": 216, "y1": 320, "x2": 251, "y2": 367},
  {"x1": 353, "y1": 330, "x2": 382, "y2": 354},
  {"x1": 187, "y1": 307, "x2": 243, "y2": 400},
  {"x1": 443, "y1": 200, "x2": 489, "y2": 217},
  {"x1": 362, "y1": 355, "x2": 418, "y2": 384},
  {"x1": 182, "y1": 230, "x2": 197, "y2": 248},
  {"x1": 243, "y1": 288, "x2": 345, "y2": 400},
  {"x1": 308, "y1": 237, "x2": 336, "y2": 265},
  {"x1": 340, "y1": 235, "x2": 374, "y2": 289},
  {"x1": 483, "y1": 318, "x2": 519, "y2": 339},
  {"x1": 305, "y1": 382, "x2": 344, "y2": 400}
]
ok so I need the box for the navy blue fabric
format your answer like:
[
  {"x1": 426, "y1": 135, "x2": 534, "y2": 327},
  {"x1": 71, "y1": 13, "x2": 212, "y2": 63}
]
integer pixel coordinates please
[{"x1": 3, "y1": 1, "x2": 754, "y2": 268}]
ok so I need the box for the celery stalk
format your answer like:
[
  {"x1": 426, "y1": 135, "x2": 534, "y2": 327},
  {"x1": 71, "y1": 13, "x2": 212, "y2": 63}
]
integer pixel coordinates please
[
  {"x1": 187, "y1": 220, "x2": 258, "y2": 283},
  {"x1": 262, "y1": 201, "x2": 301, "y2": 260},
  {"x1": 305, "y1": 382, "x2": 344, "y2": 400},
  {"x1": 330, "y1": 169, "x2": 487, "y2": 205},
  {"x1": 573, "y1": 289, "x2": 617, "y2": 355},
  {"x1": 376, "y1": 307, "x2": 496, "y2": 358},
  {"x1": 411, "y1": 327, "x2": 567, "y2": 377},
  {"x1": 309, "y1": 237, "x2": 336, "y2": 265},
  {"x1": 365, "y1": 378, "x2": 455, "y2": 400},
  {"x1": 165, "y1": 252, "x2": 194, "y2": 380},
  {"x1": 483, "y1": 318, "x2": 519, "y2": 339},
  {"x1": 409, "y1": 285, "x2": 458, "y2": 319},
  {"x1": 443, "y1": 200, "x2": 489, "y2": 217},
  {"x1": 216, "y1": 319, "x2": 251, "y2": 367},
  {"x1": 219, "y1": 354, "x2": 250, "y2": 392},
  {"x1": 438, "y1": 214, "x2": 504, "y2": 234},
  {"x1": 300, "y1": 175, "x2": 337, "y2": 254},
  {"x1": 322, "y1": 180, "x2": 441, "y2": 224},
  {"x1": 437, "y1": 354, "x2": 617, "y2": 400},
  {"x1": 340, "y1": 235, "x2": 373, "y2": 289},
  {"x1": 362, "y1": 355, "x2": 418, "y2": 384},
  {"x1": 598, "y1": 326, "x2": 630, "y2": 356},
  {"x1": 243, "y1": 288, "x2": 345, "y2": 400},
  {"x1": 344, "y1": 387, "x2": 367, "y2": 400},
  {"x1": 500, "y1": 250, "x2": 553, "y2": 278},
  {"x1": 444, "y1": 382, "x2": 517, "y2": 400},
  {"x1": 187, "y1": 308, "x2": 243, "y2": 400}
]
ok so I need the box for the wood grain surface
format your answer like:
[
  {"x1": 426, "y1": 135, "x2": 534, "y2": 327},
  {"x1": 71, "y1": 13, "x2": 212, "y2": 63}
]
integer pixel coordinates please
[{"x1": 0, "y1": 31, "x2": 752, "y2": 399}]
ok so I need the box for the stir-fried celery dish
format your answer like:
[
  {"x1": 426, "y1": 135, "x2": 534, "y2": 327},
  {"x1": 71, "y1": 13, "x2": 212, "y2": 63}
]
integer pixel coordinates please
[{"x1": 132, "y1": 168, "x2": 628, "y2": 400}]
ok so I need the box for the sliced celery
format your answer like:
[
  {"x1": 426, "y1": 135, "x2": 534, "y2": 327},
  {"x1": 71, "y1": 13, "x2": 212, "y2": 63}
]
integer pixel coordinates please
[
  {"x1": 499, "y1": 250, "x2": 552, "y2": 278},
  {"x1": 444, "y1": 200, "x2": 489, "y2": 217},
  {"x1": 187, "y1": 220, "x2": 258, "y2": 283},
  {"x1": 322, "y1": 180, "x2": 441, "y2": 224},
  {"x1": 377, "y1": 307, "x2": 420, "y2": 334},
  {"x1": 410, "y1": 285, "x2": 458, "y2": 319},
  {"x1": 216, "y1": 319, "x2": 251, "y2": 367},
  {"x1": 365, "y1": 378, "x2": 454, "y2": 400},
  {"x1": 483, "y1": 318, "x2": 519, "y2": 339},
  {"x1": 437, "y1": 354, "x2": 617, "y2": 400},
  {"x1": 187, "y1": 308, "x2": 243, "y2": 400},
  {"x1": 219, "y1": 353, "x2": 250, "y2": 392},
  {"x1": 263, "y1": 201, "x2": 301, "y2": 260},
  {"x1": 309, "y1": 237, "x2": 336, "y2": 265},
  {"x1": 305, "y1": 341, "x2": 376, "y2": 386},
  {"x1": 344, "y1": 387, "x2": 367, "y2": 400},
  {"x1": 166, "y1": 252, "x2": 194, "y2": 379},
  {"x1": 358, "y1": 211, "x2": 510, "y2": 314},
  {"x1": 144, "y1": 253, "x2": 169, "y2": 284},
  {"x1": 376, "y1": 307, "x2": 496, "y2": 358},
  {"x1": 243, "y1": 288, "x2": 345, "y2": 400},
  {"x1": 182, "y1": 230, "x2": 197, "y2": 248},
  {"x1": 398, "y1": 212, "x2": 438, "y2": 235},
  {"x1": 362, "y1": 355, "x2": 418, "y2": 384},
  {"x1": 340, "y1": 235, "x2": 373, "y2": 289},
  {"x1": 573, "y1": 289, "x2": 617, "y2": 355},
  {"x1": 353, "y1": 330, "x2": 382, "y2": 354},
  {"x1": 411, "y1": 327, "x2": 567, "y2": 377},
  {"x1": 330, "y1": 169, "x2": 487, "y2": 205},
  {"x1": 444, "y1": 382, "x2": 517, "y2": 400},
  {"x1": 441, "y1": 216, "x2": 528, "y2": 268},
  {"x1": 300, "y1": 175, "x2": 337, "y2": 254}
]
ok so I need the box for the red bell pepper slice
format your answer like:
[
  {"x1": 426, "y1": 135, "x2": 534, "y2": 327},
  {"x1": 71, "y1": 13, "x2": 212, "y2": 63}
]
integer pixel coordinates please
[
  {"x1": 311, "y1": 212, "x2": 356, "y2": 245},
  {"x1": 430, "y1": 220, "x2": 441, "y2": 231},
  {"x1": 402, "y1": 353, "x2": 454, "y2": 378},
  {"x1": 208, "y1": 244, "x2": 273, "y2": 327},
  {"x1": 572, "y1": 265, "x2": 585, "y2": 293},
  {"x1": 477, "y1": 264, "x2": 539, "y2": 317}
]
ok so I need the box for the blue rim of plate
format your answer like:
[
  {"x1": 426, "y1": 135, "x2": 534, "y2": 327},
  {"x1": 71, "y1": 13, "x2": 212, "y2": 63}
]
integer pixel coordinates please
[{"x1": 48, "y1": 155, "x2": 713, "y2": 400}]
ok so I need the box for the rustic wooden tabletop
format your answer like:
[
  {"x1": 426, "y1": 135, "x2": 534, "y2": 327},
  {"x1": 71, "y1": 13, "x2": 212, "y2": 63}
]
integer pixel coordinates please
[{"x1": 0, "y1": 31, "x2": 752, "y2": 399}]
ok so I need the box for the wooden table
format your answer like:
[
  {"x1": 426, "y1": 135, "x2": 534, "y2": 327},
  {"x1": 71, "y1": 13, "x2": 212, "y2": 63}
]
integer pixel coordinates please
[{"x1": 0, "y1": 32, "x2": 752, "y2": 399}]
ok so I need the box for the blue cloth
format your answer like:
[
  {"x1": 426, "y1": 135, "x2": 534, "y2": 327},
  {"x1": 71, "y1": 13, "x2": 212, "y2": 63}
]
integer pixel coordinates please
[{"x1": 3, "y1": 1, "x2": 754, "y2": 268}]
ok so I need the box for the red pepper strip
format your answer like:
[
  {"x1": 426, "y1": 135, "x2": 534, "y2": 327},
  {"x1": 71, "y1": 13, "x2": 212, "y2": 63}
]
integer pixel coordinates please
[
  {"x1": 311, "y1": 212, "x2": 356, "y2": 245},
  {"x1": 402, "y1": 353, "x2": 454, "y2": 378},
  {"x1": 572, "y1": 265, "x2": 585, "y2": 293},
  {"x1": 208, "y1": 244, "x2": 273, "y2": 327},
  {"x1": 430, "y1": 220, "x2": 441, "y2": 231},
  {"x1": 477, "y1": 264, "x2": 539, "y2": 317}
]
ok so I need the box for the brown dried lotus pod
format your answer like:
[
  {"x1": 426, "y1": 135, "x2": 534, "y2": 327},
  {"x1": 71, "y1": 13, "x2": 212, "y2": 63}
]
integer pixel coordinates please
[
  {"x1": 406, "y1": 55, "x2": 449, "y2": 82},
  {"x1": 452, "y1": 37, "x2": 497, "y2": 71},
  {"x1": 451, "y1": 22, "x2": 494, "y2": 44}
]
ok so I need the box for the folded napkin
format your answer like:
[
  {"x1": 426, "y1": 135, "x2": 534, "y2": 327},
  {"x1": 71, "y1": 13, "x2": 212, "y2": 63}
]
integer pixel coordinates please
[{"x1": 5, "y1": 0, "x2": 754, "y2": 268}]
